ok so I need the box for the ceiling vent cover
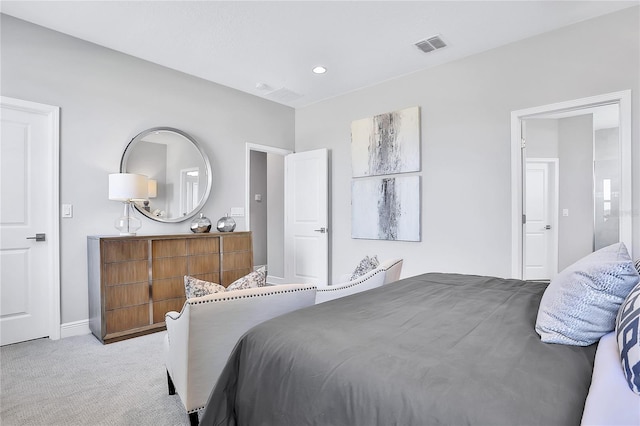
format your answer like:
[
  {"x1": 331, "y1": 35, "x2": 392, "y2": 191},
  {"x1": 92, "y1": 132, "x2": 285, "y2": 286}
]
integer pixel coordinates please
[
  {"x1": 266, "y1": 87, "x2": 303, "y2": 102},
  {"x1": 415, "y1": 35, "x2": 447, "y2": 53}
]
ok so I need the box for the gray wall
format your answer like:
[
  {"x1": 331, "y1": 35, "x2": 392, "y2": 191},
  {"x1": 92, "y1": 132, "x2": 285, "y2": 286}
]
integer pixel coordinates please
[
  {"x1": 594, "y1": 127, "x2": 621, "y2": 250},
  {"x1": 558, "y1": 115, "x2": 594, "y2": 270},
  {"x1": 1, "y1": 15, "x2": 295, "y2": 324},
  {"x1": 266, "y1": 153, "x2": 285, "y2": 279},
  {"x1": 526, "y1": 120, "x2": 559, "y2": 159},
  {"x1": 295, "y1": 7, "x2": 640, "y2": 281},
  {"x1": 250, "y1": 151, "x2": 268, "y2": 266}
]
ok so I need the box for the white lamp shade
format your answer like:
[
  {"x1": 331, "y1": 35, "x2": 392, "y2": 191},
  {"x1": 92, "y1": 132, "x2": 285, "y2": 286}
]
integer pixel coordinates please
[
  {"x1": 109, "y1": 173, "x2": 148, "y2": 201},
  {"x1": 147, "y1": 179, "x2": 158, "y2": 199}
]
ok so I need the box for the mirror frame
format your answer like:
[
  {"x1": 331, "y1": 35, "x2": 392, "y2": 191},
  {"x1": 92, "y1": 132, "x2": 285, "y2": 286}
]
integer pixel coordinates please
[{"x1": 120, "y1": 127, "x2": 212, "y2": 223}]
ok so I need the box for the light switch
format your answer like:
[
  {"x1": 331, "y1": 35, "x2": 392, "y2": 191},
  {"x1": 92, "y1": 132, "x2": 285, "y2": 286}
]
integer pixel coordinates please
[
  {"x1": 62, "y1": 204, "x2": 73, "y2": 218},
  {"x1": 562, "y1": 209, "x2": 569, "y2": 217},
  {"x1": 254, "y1": 194, "x2": 262, "y2": 202}
]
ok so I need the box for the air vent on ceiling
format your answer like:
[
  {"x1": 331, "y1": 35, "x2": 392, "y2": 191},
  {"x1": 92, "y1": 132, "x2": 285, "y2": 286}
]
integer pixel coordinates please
[
  {"x1": 265, "y1": 87, "x2": 303, "y2": 102},
  {"x1": 415, "y1": 35, "x2": 447, "y2": 53}
]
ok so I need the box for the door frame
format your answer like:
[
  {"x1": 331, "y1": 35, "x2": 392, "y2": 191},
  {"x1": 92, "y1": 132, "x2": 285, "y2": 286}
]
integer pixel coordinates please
[
  {"x1": 245, "y1": 143, "x2": 292, "y2": 284},
  {"x1": 1, "y1": 96, "x2": 61, "y2": 340},
  {"x1": 511, "y1": 90, "x2": 632, "y2": 279},
  {"x1": 245, "y1": 143, "x2": 293, "y2": 228},
  {"x1": 525, "y1": 158, "x2": 559, "y2": 280}
]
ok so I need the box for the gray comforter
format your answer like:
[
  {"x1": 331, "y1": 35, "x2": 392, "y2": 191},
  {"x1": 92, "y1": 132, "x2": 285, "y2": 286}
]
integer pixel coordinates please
[{"x1": 201, "y1": 273, "x2": 596, "y2": 426}]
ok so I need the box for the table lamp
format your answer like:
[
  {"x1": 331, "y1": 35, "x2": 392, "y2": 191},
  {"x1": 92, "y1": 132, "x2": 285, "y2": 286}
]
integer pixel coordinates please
[{"x1": 108, "y1": 173, "x2": 148, "y2": 235}]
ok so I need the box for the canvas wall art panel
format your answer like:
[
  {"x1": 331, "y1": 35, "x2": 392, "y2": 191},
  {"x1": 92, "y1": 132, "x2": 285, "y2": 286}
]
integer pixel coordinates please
[
  {"x1": 351, "y1": 175, "x2": 420, "y2": 241},
  {"x1": 351, "y1": 106, "x2": 420, "y2": 177}
]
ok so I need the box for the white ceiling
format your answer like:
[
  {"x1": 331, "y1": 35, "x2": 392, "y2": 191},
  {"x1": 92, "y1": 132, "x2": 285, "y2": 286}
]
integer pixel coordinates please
[{"x1": 2, "y1": 1, "x2": 637, "y2": 108}]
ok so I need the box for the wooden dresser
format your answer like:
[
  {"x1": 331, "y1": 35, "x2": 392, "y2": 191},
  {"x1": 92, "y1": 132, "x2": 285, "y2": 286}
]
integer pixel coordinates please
[{"x1": 87, "y1": 232, "x2": 253, "y2": 343}]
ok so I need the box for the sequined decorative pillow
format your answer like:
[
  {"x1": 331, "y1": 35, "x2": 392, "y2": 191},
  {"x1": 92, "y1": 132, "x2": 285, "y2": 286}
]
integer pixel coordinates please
[
  {"x1": 184, "y1": 276, "x2": 226, "y2": 299},
  {"x1": 226, "y1": 266, "x2": 267, "y2": 291},
  {"x1": 350, "y1": 255, "x2": 379, "y2": 281},
  {"x1": 535, "y1": 242, "x2": 639, "y2": 346},
  {"x1": 616, "y1": 279, "x2": 640, "y2": 394}
]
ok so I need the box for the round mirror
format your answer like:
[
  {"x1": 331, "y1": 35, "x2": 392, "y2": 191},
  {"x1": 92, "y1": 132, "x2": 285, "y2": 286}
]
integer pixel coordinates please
[{"x1": 120, "y1": 127, "x2": 212, "y2": 223}]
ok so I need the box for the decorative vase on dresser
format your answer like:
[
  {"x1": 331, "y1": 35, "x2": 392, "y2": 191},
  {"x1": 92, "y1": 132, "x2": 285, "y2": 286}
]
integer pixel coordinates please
[{"x1": 87, "y1": 232, "x2": 253, "y2": 344}]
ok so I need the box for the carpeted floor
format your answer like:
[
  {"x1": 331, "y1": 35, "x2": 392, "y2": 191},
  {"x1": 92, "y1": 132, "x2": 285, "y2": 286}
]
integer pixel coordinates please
[{"x1": 0, "y1": 332, "x2": 191, "y2": 425}]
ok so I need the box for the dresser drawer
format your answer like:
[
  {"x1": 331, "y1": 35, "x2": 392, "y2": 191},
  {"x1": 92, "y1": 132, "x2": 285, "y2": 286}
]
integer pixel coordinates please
[
  {"x1": 153, "y1": 298, "x2": 185, "y2": 323},
  {"x1": 188, "y1": 253, "x2": 220, "y2": 275},
  {"x1": 153, "y1": 277, "x2": 185, "y2": 300},
  {"x1": 104, "y1": 260, "x2": 148, "y2": 286},
  {"x1": 152, "y1": 239, "x2": 186, "y2": 258},
  {"x1": 103, "y1": 240, "x2": 148, "y2": 263},
  {"x1": 222, "y1": 251, "x2": 252, "y2": 270},
  {"x1": 187, "y1": 237, "x2": 220, "y2": 255},
  {"x1": 106, "y1": 282, "x2": 149, "y2": 310},
  {"x1": 221, "y1": 235, "x2": 252, "y2": 252},
  {"x1": 106, "y1": 304, "x2": 149, "y2": 334},
  {"x1": 152, "y1": 256, "x2": 187, "y2": 279}
]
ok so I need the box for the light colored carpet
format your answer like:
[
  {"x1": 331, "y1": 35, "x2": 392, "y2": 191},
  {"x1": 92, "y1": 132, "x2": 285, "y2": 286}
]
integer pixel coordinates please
[{"x1": 0, "y1": 332, "x2": 191, "y2": 425}]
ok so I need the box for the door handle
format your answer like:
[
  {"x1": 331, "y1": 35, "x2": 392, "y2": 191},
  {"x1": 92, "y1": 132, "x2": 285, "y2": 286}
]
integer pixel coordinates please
[
  {"x1": 314, "y1": 227, "x2": 327, "y2": 234},
  {"x1": 26, "y1": 233, "x2": 46, "y2": 242},
  {"x1": 544, "y1": 225, "x2": 551, "y2": 230}
]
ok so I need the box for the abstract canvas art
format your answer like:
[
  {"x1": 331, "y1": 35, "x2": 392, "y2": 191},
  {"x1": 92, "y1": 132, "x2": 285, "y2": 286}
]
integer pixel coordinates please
[
  {"x1": 351, "y1": 175, "x2": 420, "y2": 241},
  {"x1": 351, "y1": 106, "x2": 420, "y2": 177}
]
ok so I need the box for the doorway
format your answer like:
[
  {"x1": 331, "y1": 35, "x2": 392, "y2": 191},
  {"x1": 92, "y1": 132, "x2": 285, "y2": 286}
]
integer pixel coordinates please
[
  {"x1": 511, "y1": 91, "x2": 632, "y2": 279},
  {"x1": 245, "y1": 143, "x2": 292, "y2": 284},
  {"x1": 246, "y1": 144, "x2": 330, "y2": 287}
]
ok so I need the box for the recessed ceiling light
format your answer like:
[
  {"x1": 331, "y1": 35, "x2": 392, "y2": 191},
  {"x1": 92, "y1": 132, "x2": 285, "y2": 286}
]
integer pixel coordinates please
[{"x1": 312, "y1": 66, "x2": 327, "y2": 74}]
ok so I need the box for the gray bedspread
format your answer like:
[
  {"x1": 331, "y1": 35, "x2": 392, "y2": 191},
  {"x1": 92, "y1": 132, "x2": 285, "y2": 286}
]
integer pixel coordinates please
[{"x1": 200, "y1": 273, "x2": 596, "y2": 426}]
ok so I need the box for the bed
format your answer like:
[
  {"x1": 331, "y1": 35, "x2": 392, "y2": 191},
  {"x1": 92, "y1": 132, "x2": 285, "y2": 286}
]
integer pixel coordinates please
[
  {"x1": 582, "y1": 331, "x2": 640, "y2": 425},
  {"x1": 199, "y1": 273, "x2": 601, "y2": 425}
]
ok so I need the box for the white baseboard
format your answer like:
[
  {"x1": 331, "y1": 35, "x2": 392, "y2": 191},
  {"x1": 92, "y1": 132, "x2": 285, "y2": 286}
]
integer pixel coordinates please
[
  {"x1": 266, "y1": 275, "x2": 286, "y2": 285},
  {"x1": 60, "y1": 319, "x2": 91, "y2": 338}
]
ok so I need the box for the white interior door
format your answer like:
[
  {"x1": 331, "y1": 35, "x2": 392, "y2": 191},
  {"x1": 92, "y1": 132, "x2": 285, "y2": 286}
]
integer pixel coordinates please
[
  {"x1": 284, "y1": 149, "x2": 328, "y2": 288},
  {"x1": 1, "y1": 97, "x2": 60, "y2": 346},
  {"x1": 525, "y1": 160, "x2": 557, "y2": 280}
]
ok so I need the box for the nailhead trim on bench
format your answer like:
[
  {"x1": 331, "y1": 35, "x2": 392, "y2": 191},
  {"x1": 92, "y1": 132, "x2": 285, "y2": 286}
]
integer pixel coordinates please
[{"x1": 188, "y1": 285, "x2": 317, "y2": 305}]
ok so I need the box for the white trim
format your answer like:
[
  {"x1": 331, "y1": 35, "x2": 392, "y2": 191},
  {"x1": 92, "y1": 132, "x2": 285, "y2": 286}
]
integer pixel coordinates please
[
  {"x1": 60, "y1": 319, "x2": 91, "y2": 338},
  {"x1": 511, "y1": 90, "x2": 633, "y2": 278},
  {"x1": 266, "y1": 275, "x2": 287, "y2": 285},
  {"x1": 618, "y1": 92, "x2": 633, "y2": 258},
  {"x1": 244, "y1": 143, "x2": 292, "y2": 232},
  {"x1": 1, "y1": 96, "x2": 61, "y2": 341}
]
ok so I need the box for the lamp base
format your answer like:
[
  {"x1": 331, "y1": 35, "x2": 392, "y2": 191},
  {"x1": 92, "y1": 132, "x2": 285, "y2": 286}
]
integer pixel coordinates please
[
  {"x1": 114, "y1": 202, "x2": 142, "y2": 236},
  {"x1": 118, "y1": 231, "x2": 138, "y2": 236}
]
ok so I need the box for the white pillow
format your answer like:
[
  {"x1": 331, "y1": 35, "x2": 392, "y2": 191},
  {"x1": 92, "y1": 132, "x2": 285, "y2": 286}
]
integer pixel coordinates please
[
  {"x1": 184, "y1": 275, "x2": 226, "y2": 299},
  {"x1": 226, "y1": 266, "x2": 267, "y2": 291},
  {"x1": 535, "y1": 242, "x2": 640, "y2": 346},
  {"x1": 350, "y1": 255, "x2": 379, "y2": 281}
]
